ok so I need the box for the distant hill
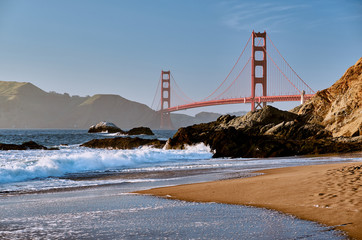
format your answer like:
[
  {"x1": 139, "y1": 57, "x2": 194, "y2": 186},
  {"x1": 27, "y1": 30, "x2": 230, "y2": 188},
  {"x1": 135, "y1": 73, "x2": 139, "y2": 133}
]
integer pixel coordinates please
[
  {"x1": 227, "y1": 111, "x2": 248, "y2": 117},
  {"x1": 0, "y1": 81, "x2": 159, "y2": 129},
  {"x1": 171, "y1": 112, "x2": 222, "y2": 129},
  {"x1": 0, "y1": 81, "x2": 224, "y2": 129}
]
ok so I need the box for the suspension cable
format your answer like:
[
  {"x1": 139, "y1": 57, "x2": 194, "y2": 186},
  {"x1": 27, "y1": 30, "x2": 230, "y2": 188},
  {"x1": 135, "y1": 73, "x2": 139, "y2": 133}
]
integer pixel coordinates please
[
  {"x1": 170, "y1": 72, "x2": 195, "y2": 103},
  {"x1": 201, "y1": 33, "x2": 252, "y2": 101},
  {"x1": 212, "y1": 57, "x2": 252, "y2": 100},
  {"x1": 266, "y1": 33, "x2": 315, "y2": 93},
  {"x1": 151, "y1": 72, "x2": 162, "y2": 109},
  {"x1": 262, "y1": 45, "x2": 301, "y2": 94}
]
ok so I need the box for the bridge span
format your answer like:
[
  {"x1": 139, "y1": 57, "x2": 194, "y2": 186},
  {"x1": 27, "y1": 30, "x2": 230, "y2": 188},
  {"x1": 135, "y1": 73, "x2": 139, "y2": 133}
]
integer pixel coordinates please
[
  {"x1": 164, "y1": 94, "x2": 313, "y2": 113},
  {"x1": 151, "y1": 31, "x2": 315, "y2": 129}
]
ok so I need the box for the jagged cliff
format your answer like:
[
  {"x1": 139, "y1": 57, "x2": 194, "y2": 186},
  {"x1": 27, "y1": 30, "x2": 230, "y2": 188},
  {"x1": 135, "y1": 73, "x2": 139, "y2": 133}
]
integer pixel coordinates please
[{"x1": 292, "y1": 58, "x2": 362, "y2": 137}]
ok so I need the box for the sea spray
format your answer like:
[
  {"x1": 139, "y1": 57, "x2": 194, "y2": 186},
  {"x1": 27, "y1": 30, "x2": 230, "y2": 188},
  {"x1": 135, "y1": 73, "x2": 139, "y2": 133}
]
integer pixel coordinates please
[{"x1": 0, "y1": 143, "x2": 213, "y2": 184}]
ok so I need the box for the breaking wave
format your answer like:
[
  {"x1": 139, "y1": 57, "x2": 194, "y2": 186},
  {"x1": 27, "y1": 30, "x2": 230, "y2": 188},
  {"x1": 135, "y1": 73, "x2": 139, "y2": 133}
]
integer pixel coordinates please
[{"x1": 0, "y1": 143, "x2": 212, "y2": 184}]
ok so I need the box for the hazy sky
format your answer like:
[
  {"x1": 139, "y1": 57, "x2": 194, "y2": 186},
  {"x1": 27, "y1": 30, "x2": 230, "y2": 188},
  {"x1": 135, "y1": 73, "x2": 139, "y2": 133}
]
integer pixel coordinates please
[{"x1": 0, "y1": 0, "x2": 361, "y2": 115}]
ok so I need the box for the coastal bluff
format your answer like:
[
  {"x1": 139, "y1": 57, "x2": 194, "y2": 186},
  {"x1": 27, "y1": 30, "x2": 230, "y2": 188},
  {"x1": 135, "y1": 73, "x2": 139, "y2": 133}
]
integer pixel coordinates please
[{"x1": 292, "y1": 57, "x2": 362, "y2": 137}]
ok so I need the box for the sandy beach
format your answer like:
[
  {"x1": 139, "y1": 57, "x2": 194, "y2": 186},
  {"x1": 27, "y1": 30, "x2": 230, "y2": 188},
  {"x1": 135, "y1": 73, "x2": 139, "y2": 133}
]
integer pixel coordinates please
[{"x1": 136, "y1": 161, "x2": 362, "y2": 239}]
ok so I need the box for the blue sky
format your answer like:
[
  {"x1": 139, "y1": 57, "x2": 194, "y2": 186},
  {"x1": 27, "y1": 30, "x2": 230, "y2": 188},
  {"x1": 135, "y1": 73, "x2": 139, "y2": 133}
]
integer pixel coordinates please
[{"x1": 0, "y1": 0, "x2": 361, "y2": 115}]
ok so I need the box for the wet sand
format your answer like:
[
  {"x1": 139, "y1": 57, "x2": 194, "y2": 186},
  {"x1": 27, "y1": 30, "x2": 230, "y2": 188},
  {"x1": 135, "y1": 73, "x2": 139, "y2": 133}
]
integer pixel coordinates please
[{"x1": 136, "y1": 162, "x2": 362, "y2": 239}]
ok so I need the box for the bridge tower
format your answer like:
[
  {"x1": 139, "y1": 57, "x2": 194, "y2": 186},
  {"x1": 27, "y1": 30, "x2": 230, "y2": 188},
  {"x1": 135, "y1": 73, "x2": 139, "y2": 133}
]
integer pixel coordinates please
[
  {"x1": 251, "y1": 31, "x2": 267, "y2": 111},
  {"x1": 160, "y1": 70, "x2": 173, "y2": 129}
]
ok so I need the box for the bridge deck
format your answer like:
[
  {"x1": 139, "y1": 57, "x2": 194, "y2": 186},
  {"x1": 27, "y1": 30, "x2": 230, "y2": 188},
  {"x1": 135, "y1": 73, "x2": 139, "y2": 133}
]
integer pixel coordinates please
[{"x1": 163, "y1": 94, "x2": 314, "y2": 112}]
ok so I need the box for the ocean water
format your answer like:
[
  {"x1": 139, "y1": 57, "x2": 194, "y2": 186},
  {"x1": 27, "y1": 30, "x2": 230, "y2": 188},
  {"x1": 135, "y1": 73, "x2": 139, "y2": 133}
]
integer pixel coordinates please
[
  {"x1": 0, "y1": 129, "x2": 360, "y2": 239},
  {"x1": 1, "y1": 129, "x2": 360, "y2": 194},
  {"x1": 0, "y1": 192, "x2": 349, "y2": 239}
]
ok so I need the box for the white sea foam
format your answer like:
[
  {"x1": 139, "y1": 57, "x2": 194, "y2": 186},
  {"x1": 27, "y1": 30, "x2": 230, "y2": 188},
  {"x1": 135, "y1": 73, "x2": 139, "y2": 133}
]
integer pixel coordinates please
[
  {"x1": 0, "y1": 178, "x2": 164, "y2": 193},
  {"x1": 1, "y1": 141, "x2": 361, "y2": 193},
  {"x1": 0, "y1": 143, "x2": 213, "y2": 184}
]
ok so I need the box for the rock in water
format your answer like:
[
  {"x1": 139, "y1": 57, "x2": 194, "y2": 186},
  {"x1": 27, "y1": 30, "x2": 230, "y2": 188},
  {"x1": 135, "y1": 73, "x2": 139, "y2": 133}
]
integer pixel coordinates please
[
  {"x1": 88, "y1": 121, "x2": 124, "y2": 133},
  {"x1": 165, "y1": 105, "x2": 362, "y2": 158},
  {"x1": 88, "y1": 122, "x2": 154, "y2": 135},
  {"x1": 126, "y1": 127, "x2": 154, "y2": 135},
  {"x1": 81, "y1": 137, "x2": 165, "y2": 149},
  {"x1": 292, "y1": 57, "x2": 362, "y2": 137},
  {"x1": 0, "y1": 141, "x2": 49, "y2": 150}
]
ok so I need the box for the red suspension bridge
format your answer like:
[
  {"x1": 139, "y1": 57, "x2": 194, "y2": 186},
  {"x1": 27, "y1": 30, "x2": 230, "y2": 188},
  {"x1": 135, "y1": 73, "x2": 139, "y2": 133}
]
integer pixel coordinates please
[{"x1": 151, "y1": 31, "x2": 315, "y2": 129}]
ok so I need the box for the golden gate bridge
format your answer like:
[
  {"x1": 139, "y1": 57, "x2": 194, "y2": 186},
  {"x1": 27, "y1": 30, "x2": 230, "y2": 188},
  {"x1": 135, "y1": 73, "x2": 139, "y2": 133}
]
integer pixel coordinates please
[{"x1": 150, "y1": 31, "x2": 315, "y2": 129}]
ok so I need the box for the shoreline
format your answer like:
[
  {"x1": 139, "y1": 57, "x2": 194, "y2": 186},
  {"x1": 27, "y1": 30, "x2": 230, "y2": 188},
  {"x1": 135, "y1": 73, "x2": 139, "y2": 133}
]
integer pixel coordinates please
[{"x1": 136, "y1": 161, "x2": 362, "y2": 239}]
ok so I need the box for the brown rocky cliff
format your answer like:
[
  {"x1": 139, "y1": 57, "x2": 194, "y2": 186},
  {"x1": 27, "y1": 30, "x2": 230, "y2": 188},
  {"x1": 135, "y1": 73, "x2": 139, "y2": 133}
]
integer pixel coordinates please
[{"x1": 293, "y1": 57, "x2": 362, "y2": 137}]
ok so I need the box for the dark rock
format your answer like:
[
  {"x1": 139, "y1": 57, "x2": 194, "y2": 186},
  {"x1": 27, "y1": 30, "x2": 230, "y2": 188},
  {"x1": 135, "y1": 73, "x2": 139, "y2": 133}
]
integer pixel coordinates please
[
  {"x1": 88, "y1": 122, "x2": 154, "y2": 136},
  {"x1": 165, "y1": 106, "x2": 362, "y2": 158},
  {"x1": 88, "y1": 121, "x2": 124, "y2": 133},
  {"x1": 81, "y1": 137, "x2": 165, "y2": 149},
  {"x1": 223, "y1": 106, "x2": 298, "y2": 130},
  {"x1": 264, "y1": 120, "x2": 332, "y2": 140},
  {"x1": 0, "y1": 141, "x2": 48, "y2": 150},
  {"x1": 126, "y1": 127, "x2": 154, "y2": 135},
  {"x1": 239, "y1": 105, "x2": 298, "y2": 126},
  {"x1": 0, "y1": 143, "x2": 25, "y2": 150},
  {"x1": 22, "y1": 141, "x2": 48, "y2": 150}
]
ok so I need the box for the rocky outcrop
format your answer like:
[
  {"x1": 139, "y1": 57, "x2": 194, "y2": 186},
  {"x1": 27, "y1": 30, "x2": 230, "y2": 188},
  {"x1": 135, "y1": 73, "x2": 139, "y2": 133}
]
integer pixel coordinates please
[
  {"x1": 225, "y1": 105, "x2": 298, "y2": 130},
  {"x1": 165, "y1": 106, "x2": 362, "y2": 158},
  {"x1": 264, "y1": 120, "x2": 331, "y2": 140},
  {"x1": 88, "y1": 122, "x2": 124, "y2": 133},
  {"x1": 207, "y1": 106, "x2": 331, "y2": 139},
  {"x1": 0, "y1": 141, "x2": 51, "y2": 150},
  {"x1": 126, "y1": 127, "x2": 154, "y2": 135},
  {"x1": 81, "y1": 137, "x2": 165, "y2": 149},
  {"x1": 88, "y1": 122, "x2": 154, "y2": 135},
  {"x1": 292, "y1": 57, "x2": 362, "y2": 137}
]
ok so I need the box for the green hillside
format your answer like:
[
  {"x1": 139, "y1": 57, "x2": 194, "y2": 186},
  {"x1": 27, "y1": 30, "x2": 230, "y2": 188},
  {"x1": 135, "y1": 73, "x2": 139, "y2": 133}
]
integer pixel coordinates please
[{"x1": 0, "y1": 81, "x2": 159, "y2": 129}]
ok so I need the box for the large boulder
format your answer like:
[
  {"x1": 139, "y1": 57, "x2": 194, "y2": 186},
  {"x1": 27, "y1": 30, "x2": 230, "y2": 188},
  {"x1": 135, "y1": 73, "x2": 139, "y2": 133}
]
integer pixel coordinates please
[
  {"x1": 214, "y1": 106, "x2": 305, "y2": 135},
  {"x1": 216, "y1": 105, "x2": 330, "y2": 138},
  {"x1": 88, "y1": 122, "x2": 124, "y2": 133},
  {"x1": 228, "y1": 105, "x2": 298, "y2": 129},
  {"x1": 126, "y1": 127, "x2": 154, "y2": 135},
  {"x1": 81, "y1": 137, "x2": 165, "y2": 149}
]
